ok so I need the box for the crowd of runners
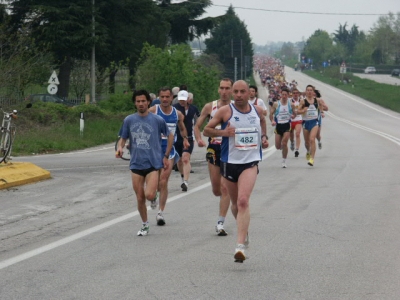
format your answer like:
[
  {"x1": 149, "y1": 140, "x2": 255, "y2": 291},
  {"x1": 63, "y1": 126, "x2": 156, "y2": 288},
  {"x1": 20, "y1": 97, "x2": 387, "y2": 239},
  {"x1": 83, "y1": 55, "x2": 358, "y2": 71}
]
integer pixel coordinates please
[
  {"x1": 116, "y1": 55, "x2": 328, "y2": 263},
  {"x1": 254, "y1": 55, "x2": 328, "y2": 167}
]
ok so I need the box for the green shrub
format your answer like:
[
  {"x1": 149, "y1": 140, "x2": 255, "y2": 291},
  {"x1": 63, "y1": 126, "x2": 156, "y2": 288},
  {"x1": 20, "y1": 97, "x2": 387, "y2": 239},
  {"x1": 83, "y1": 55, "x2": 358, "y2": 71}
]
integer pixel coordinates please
[{"x1": 98, "y1": 94, "x2": 135, "y2": 113}]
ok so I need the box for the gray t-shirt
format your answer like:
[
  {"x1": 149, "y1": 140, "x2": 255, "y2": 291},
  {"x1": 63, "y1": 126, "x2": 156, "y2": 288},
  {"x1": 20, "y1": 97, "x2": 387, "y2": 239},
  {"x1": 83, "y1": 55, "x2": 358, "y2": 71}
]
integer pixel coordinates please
[{"x1": 121, "y1": 113, "x2": 170, "y2": 170}]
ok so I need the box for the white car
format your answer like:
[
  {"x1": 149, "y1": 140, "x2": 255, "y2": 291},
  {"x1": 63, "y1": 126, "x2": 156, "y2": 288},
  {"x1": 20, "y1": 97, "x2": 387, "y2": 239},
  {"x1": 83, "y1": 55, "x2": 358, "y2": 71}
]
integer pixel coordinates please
[{"x1": 364, "y1": 66, "x2": 376, "y2": 74}]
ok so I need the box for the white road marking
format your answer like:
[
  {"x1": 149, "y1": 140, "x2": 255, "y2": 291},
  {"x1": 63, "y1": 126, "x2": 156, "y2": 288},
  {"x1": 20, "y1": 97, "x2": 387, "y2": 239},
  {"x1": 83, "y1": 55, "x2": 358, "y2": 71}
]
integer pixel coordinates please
[
  {"x1": 305, "y1": 77, "x2": 400, "y2": 120},
  {"x1": 0, "y1": 149, "x2": 276, "y2": 270},
  {"x1": 326, "y1": 111, "x2": 400, "y2": 146}
]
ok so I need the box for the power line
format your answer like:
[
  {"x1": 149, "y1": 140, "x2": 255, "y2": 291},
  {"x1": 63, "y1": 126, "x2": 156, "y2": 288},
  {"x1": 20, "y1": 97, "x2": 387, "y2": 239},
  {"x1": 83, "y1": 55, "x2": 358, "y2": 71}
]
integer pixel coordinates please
[
  {"x1": 214, "y1": 4, "x2": 390, "y2": 16},
  {"x1": 171, "y1": 1, "x2": 392, "y2": 16}
]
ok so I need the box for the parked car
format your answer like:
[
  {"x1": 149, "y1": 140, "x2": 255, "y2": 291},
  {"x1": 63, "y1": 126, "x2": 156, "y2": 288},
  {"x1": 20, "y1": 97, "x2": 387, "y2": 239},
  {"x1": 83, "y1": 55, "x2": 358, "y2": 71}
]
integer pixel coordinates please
[
  {"x1": 27, "y1": 94, "x2": 75, "y2": 107},
  {"x1": 391, "y1": 69, "x2": 400, "y2": 76},
  {"x1": 364, "y1": 66, "x2": 376, "y2": 74}
]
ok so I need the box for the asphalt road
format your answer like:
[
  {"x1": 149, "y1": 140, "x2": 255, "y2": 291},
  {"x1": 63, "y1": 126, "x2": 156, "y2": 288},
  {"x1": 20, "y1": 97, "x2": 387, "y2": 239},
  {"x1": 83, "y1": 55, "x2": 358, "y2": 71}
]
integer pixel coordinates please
[
  {"x1": 0, "y1": 69, "x2": 400, "y2": 300},
  {"x1": 353, "y1": 73, "x2": 400, "y2": 86}
]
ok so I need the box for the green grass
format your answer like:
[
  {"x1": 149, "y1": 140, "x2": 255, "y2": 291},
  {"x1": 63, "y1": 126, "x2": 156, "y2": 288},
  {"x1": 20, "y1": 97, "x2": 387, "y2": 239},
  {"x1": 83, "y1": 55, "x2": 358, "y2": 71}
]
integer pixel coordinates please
[
  {"x1": 13, "y1": 118, "x2": 124, "y2": 155},
  {"x1": 8, "y1": 100, "x2": 131, "y2": 156},
  {"x1": 303, "y1": 67, "x2": 400, "y2": 113}
]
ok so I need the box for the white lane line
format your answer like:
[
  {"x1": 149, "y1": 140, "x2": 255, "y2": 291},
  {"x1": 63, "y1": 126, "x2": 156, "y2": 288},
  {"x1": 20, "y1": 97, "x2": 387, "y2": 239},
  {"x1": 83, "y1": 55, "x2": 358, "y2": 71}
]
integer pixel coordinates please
[
  {"x1": 0, "y1": 148, "x2": 277, "y2": 270},
  {"x1": 304, "y1": 76, "x2": 400, "y2": 120},
  {"x1": 326, "y1": 111, "x2": 400, "y2": 146}
]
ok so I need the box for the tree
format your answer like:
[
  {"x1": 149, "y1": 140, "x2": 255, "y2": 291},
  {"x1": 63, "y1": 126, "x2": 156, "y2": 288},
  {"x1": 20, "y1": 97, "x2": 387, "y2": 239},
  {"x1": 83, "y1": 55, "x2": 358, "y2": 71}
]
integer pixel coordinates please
[
  {"x1": 6, "y1": 0, "x2": 170, "y2": 97},
  {"x1": 135, "y1": 43, "x2": 221, "y2": 108},
  {"x1": 303, "y1": 30, "x2": 335, "y2": 67},
  {"x1": 205, "y1": 6, "x2": 253, "y2": 79},
  {"x1": 369, "y1": 12, "x2": 400, "y2": 64},
  {"x1": 0, "y1": 8, "x2": 52, "y2": 100},
  {"x1": 6, "y1": 0, "x2": 101, "y2": 98},
  {"x1": 155, "y1": 0, "x2": 222, "y2": 44},
  {"x1": 96, "y1": 0, "x2": 169, "y2": 92},
  {"x1": 333, "y1": 23, "x2": 366, "y2": 57}
]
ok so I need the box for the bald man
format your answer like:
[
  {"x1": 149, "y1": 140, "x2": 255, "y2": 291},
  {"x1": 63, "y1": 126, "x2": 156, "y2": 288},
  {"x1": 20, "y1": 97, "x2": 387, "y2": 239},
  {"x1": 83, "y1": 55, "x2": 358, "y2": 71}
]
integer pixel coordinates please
[{"x1": 203, "y1": 80, "x2": 269, "y2": 263}]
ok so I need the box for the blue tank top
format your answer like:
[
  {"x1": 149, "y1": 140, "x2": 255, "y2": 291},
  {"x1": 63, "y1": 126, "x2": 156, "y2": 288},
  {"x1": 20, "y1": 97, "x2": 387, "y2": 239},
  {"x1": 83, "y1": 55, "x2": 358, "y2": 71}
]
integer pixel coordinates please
[{"x1": 156, "y1": 105, "x2": 179, "y2": 146}]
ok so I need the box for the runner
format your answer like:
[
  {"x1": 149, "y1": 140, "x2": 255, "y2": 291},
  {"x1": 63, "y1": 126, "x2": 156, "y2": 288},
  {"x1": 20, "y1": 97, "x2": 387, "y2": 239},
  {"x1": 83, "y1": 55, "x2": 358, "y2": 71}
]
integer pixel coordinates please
[
  {"x1": 149, "y1": 87, "x2": 189, "y2": 225},
  {"x1": 289, "y1": 88, "x2": 303, "y2": 157},
  {"x1": 173, "y1": 90, "x2": 200, "y2": 192},
  {"x1": 203, "y1": 80, "x2": 269, "y2": 262},
  {"x1": 248, "y1": 85, "x2": 268, "y2": 116},
  {"x1": 116, "y1": 89, "x2": 174, "y2": 236},
  {"x1": 297, "y1": 85, "x2": 328, "y2": 166},
  {"x1": 194, "y1": 78, "x2": 233, "y2": 236},
  {"x1": 269, "y1": 87, "x2": 296, "y2": 168}
]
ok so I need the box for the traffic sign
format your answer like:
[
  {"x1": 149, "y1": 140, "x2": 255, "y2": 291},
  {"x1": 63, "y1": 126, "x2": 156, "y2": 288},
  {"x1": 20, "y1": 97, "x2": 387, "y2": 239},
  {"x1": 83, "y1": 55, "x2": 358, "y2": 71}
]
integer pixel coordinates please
[
  {"x1": 47, "y1": 84, "x2": 58, "y2": 94},
  {"x1": 48, "y1": 71, "x2": 60, "y2": 85}
]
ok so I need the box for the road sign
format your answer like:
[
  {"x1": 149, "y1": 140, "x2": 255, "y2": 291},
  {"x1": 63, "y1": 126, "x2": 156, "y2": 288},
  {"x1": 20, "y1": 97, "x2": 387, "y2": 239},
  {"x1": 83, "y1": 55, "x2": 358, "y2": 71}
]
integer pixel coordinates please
[
  {"x1": 48, "y1": 71, "x2": 60, "y2": 85},
  {"x1": 340, "y1": 63, "x2": 347, "y2": 74},
  {"x1": 47, "y1": 84, "x2": 58, "y2": 95}
]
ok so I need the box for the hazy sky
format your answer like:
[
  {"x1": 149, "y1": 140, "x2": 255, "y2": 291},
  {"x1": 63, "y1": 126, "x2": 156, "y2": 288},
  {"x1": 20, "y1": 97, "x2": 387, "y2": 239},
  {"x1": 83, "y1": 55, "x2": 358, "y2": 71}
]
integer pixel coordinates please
[{"x1": 202, "y1": 0, "x2": 399, "y2": 45}]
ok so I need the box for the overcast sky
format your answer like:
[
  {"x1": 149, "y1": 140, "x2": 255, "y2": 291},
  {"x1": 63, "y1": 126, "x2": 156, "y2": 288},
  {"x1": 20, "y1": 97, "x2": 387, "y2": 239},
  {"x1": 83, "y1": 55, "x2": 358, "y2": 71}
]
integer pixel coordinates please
[{"x1": 202, "y1": 0, "x2": 399, "y2": 45}]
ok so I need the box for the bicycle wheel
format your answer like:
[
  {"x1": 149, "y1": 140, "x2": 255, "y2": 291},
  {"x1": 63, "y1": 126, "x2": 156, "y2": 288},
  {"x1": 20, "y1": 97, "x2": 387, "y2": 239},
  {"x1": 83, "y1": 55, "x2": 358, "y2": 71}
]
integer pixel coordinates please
[
  {"x1": 0, "y1": 130, "x2": 11, "y2": 163},
  {"x1": 115, "y1": 137, "x2": 131, "y2": 161}
]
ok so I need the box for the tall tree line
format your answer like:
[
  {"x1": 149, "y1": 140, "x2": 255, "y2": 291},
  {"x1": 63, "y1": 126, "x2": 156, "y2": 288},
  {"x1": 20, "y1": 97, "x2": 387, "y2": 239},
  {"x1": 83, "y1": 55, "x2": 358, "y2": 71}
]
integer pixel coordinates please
[{"x1": 2, "y1": 0, "x2": 222, "y2": 98}]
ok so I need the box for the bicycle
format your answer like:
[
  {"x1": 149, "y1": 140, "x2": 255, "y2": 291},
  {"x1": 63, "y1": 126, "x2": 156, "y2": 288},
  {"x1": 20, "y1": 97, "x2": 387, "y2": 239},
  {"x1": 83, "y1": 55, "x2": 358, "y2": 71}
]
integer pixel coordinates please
[
  {"x1": 0, "y1": 103, "x2": 31, "y2": 163},
  {"x1": 115, "y1": 135, "x2": 130, "y2": 161}
]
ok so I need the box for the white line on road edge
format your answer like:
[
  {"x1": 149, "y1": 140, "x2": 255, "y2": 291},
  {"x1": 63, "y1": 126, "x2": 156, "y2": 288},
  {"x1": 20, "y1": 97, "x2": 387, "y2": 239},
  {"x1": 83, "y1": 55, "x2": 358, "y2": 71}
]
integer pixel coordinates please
[
  {"x1": 305, "y1": 76, "x2": 400, "y2": 121},
  {"x1": 326, "y1": 111, "x2": 400, "y2": 146},
  {"x1": 0, "y1": 148, "x2": 277, "y2": 270}
]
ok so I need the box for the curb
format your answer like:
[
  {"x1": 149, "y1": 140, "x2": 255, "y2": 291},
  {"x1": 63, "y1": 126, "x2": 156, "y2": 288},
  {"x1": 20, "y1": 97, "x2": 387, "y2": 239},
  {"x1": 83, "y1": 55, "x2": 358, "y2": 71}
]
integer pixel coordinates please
[{"x1": 0, "y1": 162, "x2": 51, "y2": 190}]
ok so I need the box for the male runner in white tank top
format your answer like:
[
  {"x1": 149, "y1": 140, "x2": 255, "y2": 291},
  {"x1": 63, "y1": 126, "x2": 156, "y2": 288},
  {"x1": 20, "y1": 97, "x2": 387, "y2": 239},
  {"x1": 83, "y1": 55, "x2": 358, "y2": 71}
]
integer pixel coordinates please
[{"x1": 204, "y1": 80, "x2": 269, "y2": 263}]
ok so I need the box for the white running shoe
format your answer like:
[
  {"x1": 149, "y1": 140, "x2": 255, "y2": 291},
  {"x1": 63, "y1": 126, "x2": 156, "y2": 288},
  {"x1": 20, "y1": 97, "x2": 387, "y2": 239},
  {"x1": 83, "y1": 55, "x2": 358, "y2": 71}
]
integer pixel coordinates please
[
  {"x1": 282, "y1": 162, "x2": 287, "y2": 168},
  {"x1": 156, "y1": 213, "x2": 165, "y2": 226},
  {"x1": 215, "y1": 222, "x2": 228, "y2": 236},
  {"x1": 234, "y1": 244, "x2": 247, "y2": 263},
  {"x1": 137, "y1": 224, "x2": 149, "y2": 236},
  {"x1": 290, "y1": 142, "x2": 295, "y2": 151},
  {"x1": 150, "y1": 191, "x2": 159, "y2": 210},
  {"x1": 318, "y1": 141, "x2": 322, "y2": 149}
]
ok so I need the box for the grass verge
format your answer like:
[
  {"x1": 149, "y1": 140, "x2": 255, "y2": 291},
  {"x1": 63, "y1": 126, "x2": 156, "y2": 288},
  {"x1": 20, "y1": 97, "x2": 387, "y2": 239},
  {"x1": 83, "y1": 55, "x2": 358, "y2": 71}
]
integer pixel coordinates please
[{"x1": 303, "y1": 67, "x2": 400, "y2": 113}]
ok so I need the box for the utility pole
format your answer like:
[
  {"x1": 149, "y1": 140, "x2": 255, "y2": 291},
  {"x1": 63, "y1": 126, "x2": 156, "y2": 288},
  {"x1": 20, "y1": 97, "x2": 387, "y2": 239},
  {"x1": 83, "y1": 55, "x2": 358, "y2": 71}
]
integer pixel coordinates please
[{"x1": 91, "y1": 0, "x2": 96, "y2": 103}]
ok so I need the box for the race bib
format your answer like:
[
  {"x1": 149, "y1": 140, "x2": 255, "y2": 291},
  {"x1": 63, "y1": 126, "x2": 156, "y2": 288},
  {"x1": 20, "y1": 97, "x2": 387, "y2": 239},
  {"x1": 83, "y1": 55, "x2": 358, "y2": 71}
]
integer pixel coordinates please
[
  {"x1": 162, "y1": 123, "x2": 176, "y2": 139},
  {"x1": 234, "y1": 127, "x2": 259, "y2": 150},
  {"x1": 306, "y1": 109, "x2": 318, "y2": 119}
]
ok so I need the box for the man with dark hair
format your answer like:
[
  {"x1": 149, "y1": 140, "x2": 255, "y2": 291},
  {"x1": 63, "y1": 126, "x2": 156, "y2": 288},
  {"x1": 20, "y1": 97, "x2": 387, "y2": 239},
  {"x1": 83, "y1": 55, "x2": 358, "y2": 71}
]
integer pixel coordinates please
[
  {"x1": 194, "y1": 78, "x2": 233, "y2": 237},
  {"x1": 248, "y1": 85, "x2": 268, "y2": 116},
  {"x1": 269, "y1": 87, "x2": 296, "y2": 168},
  {"x1": 116, "y1": 89, "x2": 174, "y2": 236},
  {"x1": 149, "y1": 87, "x2": 189, "y2": 223}
]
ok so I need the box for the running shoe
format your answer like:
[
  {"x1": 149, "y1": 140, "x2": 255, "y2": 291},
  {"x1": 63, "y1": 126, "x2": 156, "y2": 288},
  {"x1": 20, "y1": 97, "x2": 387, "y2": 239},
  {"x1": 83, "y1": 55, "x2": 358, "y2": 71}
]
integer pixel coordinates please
[
  {"x1": 282, "y1": 162, "x2": 287, "y2": 168},
  {"x1": 318, "y1": 141, "x2": 322, "y2": 149},
  {"x1": 234, "y1": 244, "x2": 247, "y2": 263},
  {"x1": 137, "y1": 224, "x2": 149, "y2": 236},
  {"x1": 181, "y1": 181, "x2": 188, "y2": 192},
  {"x1": 294, "y1": 150, "x2": 299, "y2": 158},
  {"x1": 150, "y1": 191, "x2": 159, "y2": 210},
  {"x1": 290, "y1": 142, "x2": 295, "y2": 151},
  {"x1": 156, "y1": 213, "x2": 165, "y2": 226},
  {"x1": 308, "y1": 158, "x2": 314, "y2": 166},
  {"x1": 215, "y1": 221, "x2": 228, "y2": 236},
  {"x1": 306, "y1": 152, "x2": 311, "y2": 160}
]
